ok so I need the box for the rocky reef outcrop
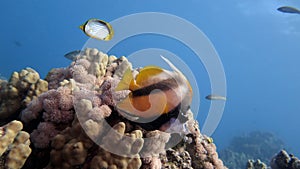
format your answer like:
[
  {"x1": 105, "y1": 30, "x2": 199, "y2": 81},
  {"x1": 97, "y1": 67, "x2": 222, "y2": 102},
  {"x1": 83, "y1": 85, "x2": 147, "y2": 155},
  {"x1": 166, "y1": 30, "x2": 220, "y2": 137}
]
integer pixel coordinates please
[
  {"x1": 0, "y1": 120, "x2": 31, "y2": 169},
  {"x1": 0, "y1": 68, "x2": 48, "y2": 125},
  {"x1": 270, "y1": 150, "x2": 300, "y2": 169}
]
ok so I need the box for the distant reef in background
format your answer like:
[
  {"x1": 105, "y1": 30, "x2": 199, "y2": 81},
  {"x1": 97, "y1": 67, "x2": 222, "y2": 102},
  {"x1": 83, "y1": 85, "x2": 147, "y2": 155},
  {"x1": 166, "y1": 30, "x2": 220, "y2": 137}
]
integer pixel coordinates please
[{"x1": 219, "y1": 131, "x2": 300, "y2": 169}]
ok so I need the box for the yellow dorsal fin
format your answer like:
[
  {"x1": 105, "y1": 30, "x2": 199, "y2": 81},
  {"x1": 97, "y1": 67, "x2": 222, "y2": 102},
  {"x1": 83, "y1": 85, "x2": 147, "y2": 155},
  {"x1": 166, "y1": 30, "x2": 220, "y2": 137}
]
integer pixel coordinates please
[
  {"x1": 115, "y1": 68, "x2": 137, "y2": 91},
  {"x1": 136, "y1": 66, "x2": 163, "y2": 85}
]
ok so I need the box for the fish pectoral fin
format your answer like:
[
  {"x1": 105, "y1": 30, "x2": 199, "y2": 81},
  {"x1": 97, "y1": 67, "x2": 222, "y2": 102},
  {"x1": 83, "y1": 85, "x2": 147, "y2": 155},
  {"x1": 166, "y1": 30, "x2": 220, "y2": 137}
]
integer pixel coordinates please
[
  {"x1": 148, "y1": 90, "x2": 168, "y2": 116},
  {"x1": 116, "y1": 93, "x2": 138, "y2": 119},
  {"x1": 116, "y1": 96, "x2": 140, "y2": 121},
  {"x1": 115, "y1": 68, "x2": 136, "y2": 91},
  {"x1": 118, "y1": 110, "x2": 140, "y2": 121}
]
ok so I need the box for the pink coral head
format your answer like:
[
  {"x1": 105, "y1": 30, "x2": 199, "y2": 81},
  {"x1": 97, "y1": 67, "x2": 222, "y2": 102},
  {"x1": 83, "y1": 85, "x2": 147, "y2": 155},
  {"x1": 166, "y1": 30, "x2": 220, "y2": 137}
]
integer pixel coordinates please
[{"x1": 30, "y1": 122, "x2": 59, "y2": 148}]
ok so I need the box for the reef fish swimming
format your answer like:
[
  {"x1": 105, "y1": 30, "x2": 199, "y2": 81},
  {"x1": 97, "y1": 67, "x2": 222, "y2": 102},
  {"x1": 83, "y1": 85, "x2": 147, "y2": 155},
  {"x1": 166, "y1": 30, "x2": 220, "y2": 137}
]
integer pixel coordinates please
[
  {"x1": 79, "y1": 19, "x2": 114, "y2": 40},
  {"x1": 277, "y1": 6, "x2": 300, "y2": 14},
  {"x1": 115, "y1": 56, "x2": 193, "y2": 122},
  {"x1": 205, "y1": 94, "x2": 226, "y2": 101},
  {"x1": 64, "y1": 50, "x2": 82, "y2": 61}
]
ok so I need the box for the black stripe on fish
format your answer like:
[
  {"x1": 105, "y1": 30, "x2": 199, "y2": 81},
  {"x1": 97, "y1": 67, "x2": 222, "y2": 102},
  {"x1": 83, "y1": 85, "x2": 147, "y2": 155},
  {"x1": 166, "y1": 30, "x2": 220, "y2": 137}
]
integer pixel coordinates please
[
  {"x1": 133, "y1": 102, "x2": 190, "y2": 130},
  {"x1": 131, "y1": 77, "x2": 180, "y2": 97}
]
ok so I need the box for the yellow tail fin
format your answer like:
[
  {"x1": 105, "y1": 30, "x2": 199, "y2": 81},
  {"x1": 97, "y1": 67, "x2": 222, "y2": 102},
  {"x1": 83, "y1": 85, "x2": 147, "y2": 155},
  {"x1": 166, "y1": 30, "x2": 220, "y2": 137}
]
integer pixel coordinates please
[{"x1": 115, "y1": 68, "x2": 135, "y2": 91}]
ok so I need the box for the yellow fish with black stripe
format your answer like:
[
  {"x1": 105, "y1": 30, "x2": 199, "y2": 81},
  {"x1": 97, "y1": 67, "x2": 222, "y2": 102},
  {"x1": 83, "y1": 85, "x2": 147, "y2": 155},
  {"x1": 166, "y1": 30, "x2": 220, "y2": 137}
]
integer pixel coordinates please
[{"x1": 115, "y1": 56, "x2": 193, "y2": 124}]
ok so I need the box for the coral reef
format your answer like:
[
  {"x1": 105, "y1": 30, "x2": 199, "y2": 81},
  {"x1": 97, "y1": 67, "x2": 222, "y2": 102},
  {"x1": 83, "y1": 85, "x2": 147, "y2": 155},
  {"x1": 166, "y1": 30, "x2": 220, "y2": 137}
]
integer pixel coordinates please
[
  {"x1": 1, "y1": 48, "x2": 228, "y2": 169},
  {"x1": 46, "y1": 118, "x2": 94, "y2": 168},
  {"x1": 184, "y1": 119, "x2": 227, "y2": 169},
  {"x1": 46, "y1": 116, "x2": 143, "y2": 168},
  {"x1": 270, "y1": 150, "x2": 300, "y2": 169},
  {"x1": 219, "y1": 131, "x2": 285, "y2": 168},
  {"x1": 246, "y1": 159, "x2": 268, "y2": 169},
  {"x1": 20, "y1": 86, "x2": 75, "y2": 149},
  {"x1": 244, "y1": 150, "x2": 300, "y2": 169},
  {"x1": 90, "y1": 122, "x2": 143, "y2": 169},
  {"x1": 219, "y1": 149, "x2": 248, "y2": 168},
  {"x1": 45, "y1": 68, "x2": 71, "y2": 90},
  {"x1": 160, "y1": 149, "x2": 193, "y2": 169},
  {"x1": 0, "y1": 120, "x2": 31, "y2": 169},
  {"x1": 0, "y1": 68, "x2": 48, "y2": 123}
]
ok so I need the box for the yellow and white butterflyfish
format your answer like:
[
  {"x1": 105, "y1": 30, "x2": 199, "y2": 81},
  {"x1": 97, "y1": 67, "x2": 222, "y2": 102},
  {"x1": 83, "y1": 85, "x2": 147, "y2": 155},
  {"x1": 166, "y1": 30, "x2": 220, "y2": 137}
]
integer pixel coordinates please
[{"x1": 79, "y1": 18, "x2": 114, "y2": 41}]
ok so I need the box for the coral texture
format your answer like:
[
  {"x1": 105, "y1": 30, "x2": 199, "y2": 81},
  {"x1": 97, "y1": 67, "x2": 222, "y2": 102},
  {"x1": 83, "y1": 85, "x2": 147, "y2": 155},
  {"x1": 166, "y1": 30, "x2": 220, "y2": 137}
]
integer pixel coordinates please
[
  {"x1": 246, "y1": 159, "x2": 268, "y2": 169},
  {"x1": 20, "y1": 86, "x2": 75, "y2": 149},
  {"x1": 160, "y1": 149, "x2": 193, "y2": 169},
  {"x1": 46, "y1": 118, "x2": 93, "y2": 169},
  {"x1": 181, "y1": 118, "x2": 227, "y2": 169},
  {"x1": 90, "y1": 122, "x2": 143, "y2": 169},
  {"x1": 0, "y1": 68, "x2": 48, "y2": 122},
  {"x1": 0, "y1": 120, "x2": 31, "y2": 169},
  {"x1": 270, "y1": 150, "x2": 300, "y2": 169},
  {"x1": 46, "y1": 119, "x2": 144, "y2": 169}
]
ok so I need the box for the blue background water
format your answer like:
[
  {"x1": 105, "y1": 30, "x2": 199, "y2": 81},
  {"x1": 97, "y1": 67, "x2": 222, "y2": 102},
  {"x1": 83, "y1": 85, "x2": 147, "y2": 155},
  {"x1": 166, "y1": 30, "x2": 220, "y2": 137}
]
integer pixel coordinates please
[{"x1": 1, "y1": 0, "x2": 300, "y2": 157}]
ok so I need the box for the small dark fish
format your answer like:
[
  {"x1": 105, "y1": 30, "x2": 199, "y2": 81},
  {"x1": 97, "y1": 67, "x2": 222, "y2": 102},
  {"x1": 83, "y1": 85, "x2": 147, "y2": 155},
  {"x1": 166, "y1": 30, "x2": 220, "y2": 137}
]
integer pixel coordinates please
[
  {"x1": 205, "y1": 94, "x2": 226, "y2": 101},
  {"x1": 13, "y1": 41, "x2": 22, "y2": 47},
  {"x1": 277, "y1": 6, "x2": 300, "y2": 14},
  {"x1": 64, "y1": 50, "x2": 82, "y2": 61}
]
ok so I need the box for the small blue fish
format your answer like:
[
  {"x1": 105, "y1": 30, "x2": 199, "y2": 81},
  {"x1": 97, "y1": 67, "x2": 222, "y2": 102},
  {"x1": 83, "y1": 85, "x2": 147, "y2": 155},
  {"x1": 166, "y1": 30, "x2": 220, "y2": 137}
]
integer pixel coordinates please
[
  {"x1": 64, "y1": 50, "x2": 82, "y2": 61},
  {"x1": 205, "y1": 94, "x2": 226, "y2": 101},
  {"x1": 277, "y1": 6, "x2": 300, "y2": 14},
  {"x1": 13, "y1": 41, "x2": 22, "y2": 47}
]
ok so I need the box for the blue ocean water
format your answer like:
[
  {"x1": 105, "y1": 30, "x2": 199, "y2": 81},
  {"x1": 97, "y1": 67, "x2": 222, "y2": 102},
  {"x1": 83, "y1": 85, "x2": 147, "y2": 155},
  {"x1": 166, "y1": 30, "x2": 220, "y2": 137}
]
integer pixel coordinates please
[{"x1": 1, "y1": 0, "x2": 300, "y2": 161}]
